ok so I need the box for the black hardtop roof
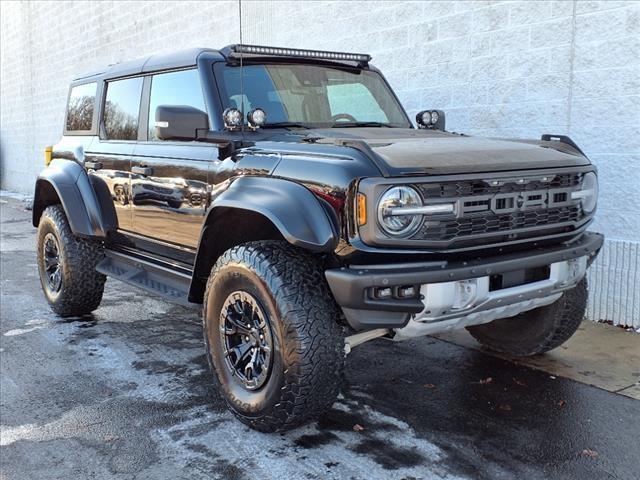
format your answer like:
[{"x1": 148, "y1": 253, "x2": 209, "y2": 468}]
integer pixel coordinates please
[{"x1": 72, "y1": 47, "x2": 222, "y2": 83}]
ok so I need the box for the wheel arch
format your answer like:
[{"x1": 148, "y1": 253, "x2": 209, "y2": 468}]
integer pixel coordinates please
[
  {"x1": 32, "y1": 159, "x2": 117, "y2": 238},
  {"x1": 188, "y1": 176, "x2": 339, "y2": 303}
]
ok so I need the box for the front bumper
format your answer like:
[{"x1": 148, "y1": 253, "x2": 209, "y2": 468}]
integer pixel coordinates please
[{"x1": 325, "y1": 232, "x2": 603, "y2": 331}]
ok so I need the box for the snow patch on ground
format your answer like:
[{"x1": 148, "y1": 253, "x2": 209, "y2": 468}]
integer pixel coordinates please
[{"x1": 3, "y1": 318, "x2": 49, "y2": 337}]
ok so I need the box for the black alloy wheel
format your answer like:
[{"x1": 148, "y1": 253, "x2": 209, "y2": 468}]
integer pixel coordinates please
[
  {"x1": 219, "y1": 291, "x2": 274, "y2": 390},
  {"x1": 42, "y1": 232, "x2": 62, "y2": 295}
]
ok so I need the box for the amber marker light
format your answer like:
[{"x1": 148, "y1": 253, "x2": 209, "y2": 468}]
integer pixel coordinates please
[
  {"x1": 357, "y1": 193, "x2": 367, "y2": 226},
  {"x1": 44, "y1": 146, "x2": 53, "y2": 166}
]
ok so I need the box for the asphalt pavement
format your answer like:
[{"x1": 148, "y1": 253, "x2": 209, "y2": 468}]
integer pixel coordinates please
[{"x1": 1, "y1": 196, "x2": 639, "y2": 480}]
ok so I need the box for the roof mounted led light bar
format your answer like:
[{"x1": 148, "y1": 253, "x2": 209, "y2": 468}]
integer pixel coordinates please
[{"x1": 225, "y1": 44, "x2": 372, "y2": 64}]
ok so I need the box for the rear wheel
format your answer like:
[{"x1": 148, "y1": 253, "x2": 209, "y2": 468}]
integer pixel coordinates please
[
  {"x1": 37, "y1": 205, "x2": 106, "y2": 317},
  {"x1": 203, "y1": 241, "x2": 344, "y2": 432},
  {"x1": 466, "y1": 279, "x2": 588, "y2": 356}
]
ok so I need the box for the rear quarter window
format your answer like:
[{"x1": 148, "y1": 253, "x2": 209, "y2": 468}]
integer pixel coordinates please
[{"x1": 66, "y1": 82, "x2": 96, "y2": 132}]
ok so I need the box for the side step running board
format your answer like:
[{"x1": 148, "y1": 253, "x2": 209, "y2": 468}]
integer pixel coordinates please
[{"x1": 96, "y1": 249, "x2": 195, "y2": 307}]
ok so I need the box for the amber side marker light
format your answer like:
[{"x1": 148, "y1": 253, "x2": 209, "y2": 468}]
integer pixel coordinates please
[
  {"x1": 44, "y1": 146, "x2": 53, "y2": 166},
  {"x1": 357, "y1": 193, "x2": 367, "y2": 226}
]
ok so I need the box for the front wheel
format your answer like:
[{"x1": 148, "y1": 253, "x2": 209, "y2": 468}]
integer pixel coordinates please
[
  {"x1": 203, "y1": 241, "x2": 344, "y2": 432},
  {"x1": 466, "y1": 279, "x2": 588, "y2": 356}
]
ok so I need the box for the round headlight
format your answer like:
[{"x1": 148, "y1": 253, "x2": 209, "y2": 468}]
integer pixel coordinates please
[
  {"x1": 377, "y1": 186, "x2": 423, "y2": 237},
  {"x1": 223, "y1": 108, "x2": 243, "y2": 130},
  {"x1": 579, "y1": 172, "x2": 598, "y2": 213},
  {"x1": 430, "y1": 110, "x2": 439, "y2": 124},
  {"x1": 247, "y1": 108, "x2": 266, "y2": 128}
]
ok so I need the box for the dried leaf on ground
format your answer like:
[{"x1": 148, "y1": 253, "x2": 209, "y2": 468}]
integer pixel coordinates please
[{"x1": 581, "y1": 449, "x2": 598, "y2": 458}]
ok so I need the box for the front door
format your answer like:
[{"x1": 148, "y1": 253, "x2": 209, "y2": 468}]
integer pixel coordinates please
[
  {"x1": 129, "y1": 68, "x2": 213, "y2": 250},
  {"x1": 129, "y1": 144, "x2": 213, "y2": 248}
]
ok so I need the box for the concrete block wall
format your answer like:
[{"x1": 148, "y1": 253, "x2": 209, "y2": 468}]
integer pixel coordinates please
[{"x1": 1, "y1": 1, "x2": 638, "y2": 326}]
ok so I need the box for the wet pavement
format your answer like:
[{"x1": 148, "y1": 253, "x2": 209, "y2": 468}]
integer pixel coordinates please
[
  {"x1": 436, "y1": 322, "x2": 640, "y2": 400},
  {"x1": 1, "y1": 196, "x2": 639, "y2": 480}
]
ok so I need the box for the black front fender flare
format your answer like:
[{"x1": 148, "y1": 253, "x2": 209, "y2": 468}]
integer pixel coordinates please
[
  {"x1": 206, "y1": 176, "x2": 339, "y2": 251},
  {"x1": 189, "y1": 176, "x2": 339, "y2": 303}
]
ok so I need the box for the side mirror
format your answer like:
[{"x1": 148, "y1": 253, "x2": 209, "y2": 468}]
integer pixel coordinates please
[
  {"x1": 155, "y1": 105, "x2": 209, "y2": 141},
  {"x1": 416, "y1": 110, "x2": 445, "y2": 131}
]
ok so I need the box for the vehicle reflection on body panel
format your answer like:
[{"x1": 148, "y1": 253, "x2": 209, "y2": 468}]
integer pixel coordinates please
[
  {"x1": 84, "y1": 141, "x2": 134, "y2": 231},
  {"x1": 129, "y1": 144, "x2": 214, "y2": 249},
  {"x1": 130, "y1": 175, "x2": 208, "y2": 211},
  {"x1": 100, "y1": 169, "x2": 131, "y2": 206},
  {"x1": 132, "y1": 176, "x2": 189, "y2": 209}
]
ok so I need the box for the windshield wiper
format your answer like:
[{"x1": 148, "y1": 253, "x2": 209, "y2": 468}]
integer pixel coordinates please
[
  {"x1": 262, "y1": 122, "x2": 311, "y2": 129},
  {"x1": 330, "y1": 121, "x2": 397, "y2": 128}
]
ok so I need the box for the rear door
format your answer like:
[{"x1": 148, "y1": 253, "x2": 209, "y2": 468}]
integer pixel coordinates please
[
  {"x1": 85, "y1": 76, "x2": 144, "y2": 232},
  {"x1": 129, "y1": 68, "x2": 214, "y2": 249}
]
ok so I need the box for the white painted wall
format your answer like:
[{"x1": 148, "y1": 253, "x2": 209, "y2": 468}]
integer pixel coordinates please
[{"x1": 1, "y1": 0, "x2": 638, "y2": 326}]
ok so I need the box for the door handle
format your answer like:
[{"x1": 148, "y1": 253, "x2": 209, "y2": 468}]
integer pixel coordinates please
[
  {"x1": 132, "y1": 166, "x2": 154, "y2": 176},
  {"x1": 85, "y1": 161, "x2": 102, "y2": 171}
]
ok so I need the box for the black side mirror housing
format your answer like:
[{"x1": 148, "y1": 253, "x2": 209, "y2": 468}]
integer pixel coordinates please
[{"x1": 155, "y1": 105, "x2": 209, "y2": 141}]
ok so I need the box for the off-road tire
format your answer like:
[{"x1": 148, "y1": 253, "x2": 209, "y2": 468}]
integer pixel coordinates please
[
  {"x1": 466, "y1": 279, "x2": 588, "y2": 357},
  {"x1": 37, "y1": 205, "x2": 106, "y2": 316},
  {"x1": 203, "y1": 241, "x2": 344, "y2": 432}
]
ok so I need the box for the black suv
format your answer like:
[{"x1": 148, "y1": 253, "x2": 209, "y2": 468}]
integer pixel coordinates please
[{"x1": 34, "y1": 45, "x2": 603, "y2": 432}]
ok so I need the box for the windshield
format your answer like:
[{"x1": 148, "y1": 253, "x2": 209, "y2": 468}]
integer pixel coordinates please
[{"x1": 215, "y1": 63, "x2": 411, "y2": 128}]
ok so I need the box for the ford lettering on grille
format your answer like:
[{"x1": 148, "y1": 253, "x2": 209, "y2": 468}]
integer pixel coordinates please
[{"x1": 456, "y1": 187, "x2": 575, "y2": 217}]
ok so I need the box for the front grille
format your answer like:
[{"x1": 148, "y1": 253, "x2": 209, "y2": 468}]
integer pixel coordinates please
[
  {"x1": 410, "y1": 172, "x2": 588, "y2": 243},
  {"x1": 148, "y1": 185, "x2": 173, "y2": 194}
]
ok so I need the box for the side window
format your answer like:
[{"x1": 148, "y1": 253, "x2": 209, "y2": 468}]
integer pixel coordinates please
[
  {"x1": 148, "y1": 69, "x2": 206, "y2": 140},
  {"x1": 327, "y1": 83, "x2": 389, "y2": 123},
  {"x1": 103, "y1": 77, "x2": 143, "y2": 140},
  {"x1": 66, "y1": 82, "x2": 96, "y2": 131}
]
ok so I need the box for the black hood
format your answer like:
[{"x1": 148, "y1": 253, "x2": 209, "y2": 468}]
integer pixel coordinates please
[{"x1": 295, "y1": 128, "x2": 590, "y2": 176}]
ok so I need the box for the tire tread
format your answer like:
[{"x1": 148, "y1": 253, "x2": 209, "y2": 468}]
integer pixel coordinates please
[{"x1": 467, "y1": 279, "x2": 588, "y2": 356}]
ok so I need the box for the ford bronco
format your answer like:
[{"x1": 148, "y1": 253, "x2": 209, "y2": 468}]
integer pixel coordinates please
[{"x1": 34, "y1": 45, "x2": 603, "y2": 432}]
